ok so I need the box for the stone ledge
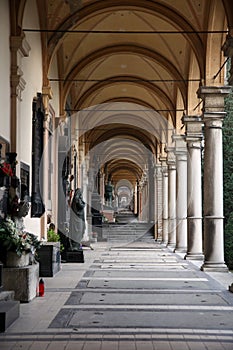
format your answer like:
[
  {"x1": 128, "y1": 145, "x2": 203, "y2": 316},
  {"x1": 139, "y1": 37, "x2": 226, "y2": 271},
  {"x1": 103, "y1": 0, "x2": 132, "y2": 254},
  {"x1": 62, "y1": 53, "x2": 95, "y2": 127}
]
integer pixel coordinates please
[
  {"x1": 0, "y1": 300, "x2": 20, "y2": 332},
  {"x1": 2, "y1": 264, "x2": 39, "y2": 302}
]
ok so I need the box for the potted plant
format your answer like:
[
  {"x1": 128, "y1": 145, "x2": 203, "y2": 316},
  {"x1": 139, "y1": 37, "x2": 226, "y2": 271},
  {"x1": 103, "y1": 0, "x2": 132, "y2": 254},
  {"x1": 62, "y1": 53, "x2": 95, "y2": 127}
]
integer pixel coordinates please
[{"x1": 0, "y1": 217, "x2": 41, "y2": 267}]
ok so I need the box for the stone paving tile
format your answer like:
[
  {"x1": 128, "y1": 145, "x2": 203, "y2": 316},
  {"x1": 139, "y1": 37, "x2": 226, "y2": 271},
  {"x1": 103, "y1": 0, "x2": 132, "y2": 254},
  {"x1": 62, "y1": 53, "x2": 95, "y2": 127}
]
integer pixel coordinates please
[
  {"x1": 169, "y1": 341, "x2": 189, "y2": 350},
  {"x1": 0, "y1": 342, "x2": 19, "y2": 350},
  {"x1": 153, "y1": 341, "x2": 172, "y2": 350},
  {"x1": 203, "y1": 342, "x2": 227, "y2": 350},
  {"x1": 186, "y1": 342, "x2": 206, "y2": 350},
  {"x1": 135, "y1": 341, "x2": 154, "y2": 350},
  {"x1": 47, "y1": 341, "x2": 68, "y2": 350},
  {"x1": 119, "y1": 340, "x2": 137, "y2": 349},
  {"x1": 82, "y1": 340, "x2": 102, "y2": 350},
  {"x1": 66, "y1": 341, "x2": 85, "y2": 350},
  {"x1": 222, "y1": 343, "x2": 233, "y2": 350},
  {"x1": 101, "y1": 340, "x2": 119, "y2": 350},
  {"x1": 30, "y1": 341, "x2": 50, "y2": 350}
]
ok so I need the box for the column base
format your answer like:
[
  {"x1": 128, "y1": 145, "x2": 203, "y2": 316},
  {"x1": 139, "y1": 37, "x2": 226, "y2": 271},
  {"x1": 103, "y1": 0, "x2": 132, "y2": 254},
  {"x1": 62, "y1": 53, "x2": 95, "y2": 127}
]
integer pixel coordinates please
[
  {"x1": 174, "y1": 247, "x2": 187, "y2": 253},
  {"x1": 185, "y1": 253, "x2": 204, "y2": 260},
  {"x1": 167, "y1": 243, "x2": 176, "y2": 249},
  {"x1": 200, "y1": 262, "x2": 228, "y2": 272}
]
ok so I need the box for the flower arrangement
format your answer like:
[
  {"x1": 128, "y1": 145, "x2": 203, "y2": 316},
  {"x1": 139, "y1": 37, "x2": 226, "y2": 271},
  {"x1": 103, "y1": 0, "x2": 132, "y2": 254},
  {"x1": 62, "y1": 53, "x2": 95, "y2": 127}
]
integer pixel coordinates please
[
  {"x1": 0, "y1": 217, "x2": 41, "y2": 257},
  {"x1": 0, "y1": 161, "x2": 13, "y2": 177}
]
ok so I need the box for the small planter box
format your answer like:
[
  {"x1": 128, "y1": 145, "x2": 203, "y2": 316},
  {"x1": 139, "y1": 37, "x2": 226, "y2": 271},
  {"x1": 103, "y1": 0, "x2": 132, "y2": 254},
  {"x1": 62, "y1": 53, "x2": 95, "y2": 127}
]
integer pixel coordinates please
[{"x1": 38, "y1": 242, "x2": 61, "y2": 277}]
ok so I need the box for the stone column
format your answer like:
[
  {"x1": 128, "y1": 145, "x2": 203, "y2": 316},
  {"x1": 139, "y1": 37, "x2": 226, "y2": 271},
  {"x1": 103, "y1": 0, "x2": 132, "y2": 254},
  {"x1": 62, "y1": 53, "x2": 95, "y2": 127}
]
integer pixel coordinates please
[
  {"x1": 160, "y1": 156, "x2": 169, "y2": 245},
  {"x1": 82, "y1": 153, "x2": 90, "y2": 241},
  {"x1": 156, "y1": 163, "x2": 163, "y2": 241},
  {"x1": 138, "y1": 186, "x2": 142, "y2": 221},
  {"x1": 182, "y1": 116, "x2": 204, "y2": 260},
  {"x1": 166, "y1": 147, "x2": 176, "y2": 248},
  {"x1": 173, "y1": 135, "x2": 187, "y2": 253},
  {"x1": 148, "y1": 160, "x2": 155, "y2": 226},
  {"x1": 198, "y1": 86, "x2": 231, "y2": 271},
  {"x1": 153, "y1": 166, "x2": 158, "y2": 240},
  {"x1": 41, "y1": 86, "x2": 53, "y2": 239},
  {"x1": 99, "y1": 169, "x2": 105, "y2": 205}
]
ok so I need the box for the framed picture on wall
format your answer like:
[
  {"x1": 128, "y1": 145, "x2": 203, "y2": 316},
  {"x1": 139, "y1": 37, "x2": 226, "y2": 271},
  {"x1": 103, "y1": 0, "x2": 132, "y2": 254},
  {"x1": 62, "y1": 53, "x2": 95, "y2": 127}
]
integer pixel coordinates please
[{"x1": 20, "y1": 162, "x2": 30, "y2": 201}]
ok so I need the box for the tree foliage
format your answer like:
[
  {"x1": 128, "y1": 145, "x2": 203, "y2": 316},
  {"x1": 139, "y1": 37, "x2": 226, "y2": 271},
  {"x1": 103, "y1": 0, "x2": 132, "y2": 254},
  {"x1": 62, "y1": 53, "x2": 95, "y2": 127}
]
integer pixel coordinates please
[{"x1": 223, "y1": 90, "x2": 233, "y2": 269}]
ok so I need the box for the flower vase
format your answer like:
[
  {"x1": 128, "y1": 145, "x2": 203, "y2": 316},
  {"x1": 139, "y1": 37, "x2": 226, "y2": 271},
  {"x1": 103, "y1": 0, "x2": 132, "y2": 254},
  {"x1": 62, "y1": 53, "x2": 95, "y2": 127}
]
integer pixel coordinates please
[{"x1": 6, "y1": 251, "x2": 30, "y2": 267}]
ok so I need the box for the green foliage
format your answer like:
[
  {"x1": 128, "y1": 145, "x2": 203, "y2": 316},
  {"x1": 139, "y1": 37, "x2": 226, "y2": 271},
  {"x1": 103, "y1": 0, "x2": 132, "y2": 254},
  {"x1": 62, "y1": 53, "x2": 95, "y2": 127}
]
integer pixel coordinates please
[
  {"x1": 47, "y1": 229, "x2": 60, "y2": 242},
  {"x1": 0, "y1": 217, "x2": 41, "y2": 257},
  {"x1": 224, "y1": 212, "x2": 233, "y2": 269},
  {"x1": 223, "y1": 90, "x2": 233, "y2": 269},
  {"x1": 47, "y1": 229, "x2": 64, "y2": 251}
]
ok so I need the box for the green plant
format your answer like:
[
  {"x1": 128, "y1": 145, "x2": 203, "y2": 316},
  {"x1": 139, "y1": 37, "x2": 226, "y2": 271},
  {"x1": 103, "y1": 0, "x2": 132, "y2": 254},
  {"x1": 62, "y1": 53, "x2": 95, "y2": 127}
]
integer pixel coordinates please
[
  {"x1": 0, "y1": 217, "x2": 41, "y2": 257},
  {"x1": 47, "y1": 228, "x2": 64, "y2": 251},
  {"x1": 223, "y1": 90, "x2": 233, "y2": 269}
]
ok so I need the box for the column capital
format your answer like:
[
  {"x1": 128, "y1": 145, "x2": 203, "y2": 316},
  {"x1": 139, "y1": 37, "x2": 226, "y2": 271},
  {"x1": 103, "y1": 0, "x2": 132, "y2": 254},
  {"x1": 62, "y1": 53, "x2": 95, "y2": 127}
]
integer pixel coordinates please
[
  {"x1": 10, "y1": 33, "x2": 31, "y2": 57},
  {"x1": 182, "y1": 115, "x2": 203, "y2": 143},
  {"x1": 42, "y1": 85, "x2": 53, "y2": 100},
  {"x1": 165, "y1": 146, "x2": 176, "y2": 166},
  {"x1": 159, "y1": 155, "x2": 167, "y2": 167},
  {"x1": 172, "y1": 134, "x2": 187, "y2": 155},
  {"x1": 159, "y1": 156, "x2": 168, "y2": 175},
  {"x1": 197, "y1": 86, "x2": 231, "y2": 113}
]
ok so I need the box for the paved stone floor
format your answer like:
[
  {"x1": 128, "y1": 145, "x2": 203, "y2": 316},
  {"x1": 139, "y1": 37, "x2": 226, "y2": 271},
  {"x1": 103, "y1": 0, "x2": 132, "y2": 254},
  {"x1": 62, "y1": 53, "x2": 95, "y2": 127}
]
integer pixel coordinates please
[{"x1": 1, "y1": 240, "x2": 233, "y2": 350}]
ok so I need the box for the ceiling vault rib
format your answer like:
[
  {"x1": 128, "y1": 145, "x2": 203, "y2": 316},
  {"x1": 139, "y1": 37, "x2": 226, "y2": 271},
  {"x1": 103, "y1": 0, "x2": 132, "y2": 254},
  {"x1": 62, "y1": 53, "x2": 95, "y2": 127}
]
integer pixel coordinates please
[
  {"x1": 66, "y1": 109, "x2": 184, "y2": 112},
  {"x1": 24, "y1": 28, "x2": 228, "y2": 34},
  {"x1": 50, "y1": 78, "x2": 201, "y2": 82}
]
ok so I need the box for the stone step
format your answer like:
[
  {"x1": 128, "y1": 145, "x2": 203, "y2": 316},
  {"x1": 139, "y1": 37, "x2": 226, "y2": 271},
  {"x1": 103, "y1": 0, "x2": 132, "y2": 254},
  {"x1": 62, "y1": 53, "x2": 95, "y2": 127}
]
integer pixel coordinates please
[
  {"x1": 0, "y1": 300, "x2": 20, "y2": 332},
  {"x1": 102, "y1": 221, "x2": 153, "y2": 243}
]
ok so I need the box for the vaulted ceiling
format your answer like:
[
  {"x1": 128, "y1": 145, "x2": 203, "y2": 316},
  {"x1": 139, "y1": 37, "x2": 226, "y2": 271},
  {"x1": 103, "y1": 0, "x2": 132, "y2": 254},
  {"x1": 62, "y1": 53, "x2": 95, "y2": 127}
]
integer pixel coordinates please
[{"x1": 31, "y1": 0, "x2": 230, "y2": 187}]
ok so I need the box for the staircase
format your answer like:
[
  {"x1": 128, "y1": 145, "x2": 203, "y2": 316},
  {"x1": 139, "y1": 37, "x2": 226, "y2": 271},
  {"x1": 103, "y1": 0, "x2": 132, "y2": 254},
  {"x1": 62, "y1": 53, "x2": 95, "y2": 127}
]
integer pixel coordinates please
[
  {"x1": 115, "y1": 210, "x2": 137, "y2": 224},
  {"x1": 102, "y1": 210, "x2": 154, "y2": 243}
]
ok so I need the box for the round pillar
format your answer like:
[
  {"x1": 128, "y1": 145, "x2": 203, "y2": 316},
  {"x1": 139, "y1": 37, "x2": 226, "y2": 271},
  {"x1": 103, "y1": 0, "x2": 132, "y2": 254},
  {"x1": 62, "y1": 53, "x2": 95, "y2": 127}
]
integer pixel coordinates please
[
  {"x1": 166, "y1": 147, "x2": 176, "y2": 248},
  {"x1": 156, "y1": 164, "x2": 163, "y2": 241},
  {"x1": 183, "y1": 116, "x2": 204, "y2": 260},
  {"x1": 173, "y1": 135, "x2": 187, "y2": 253},
  {"x1": 198, "y1": 86, "x2": 231, "y2": 271},
  {"x1": 160, "y1": 157, "x2": 168, "y2": 245},
  {"x1": 153, "y1": 166, "x2": 158, "y2": 240}
]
